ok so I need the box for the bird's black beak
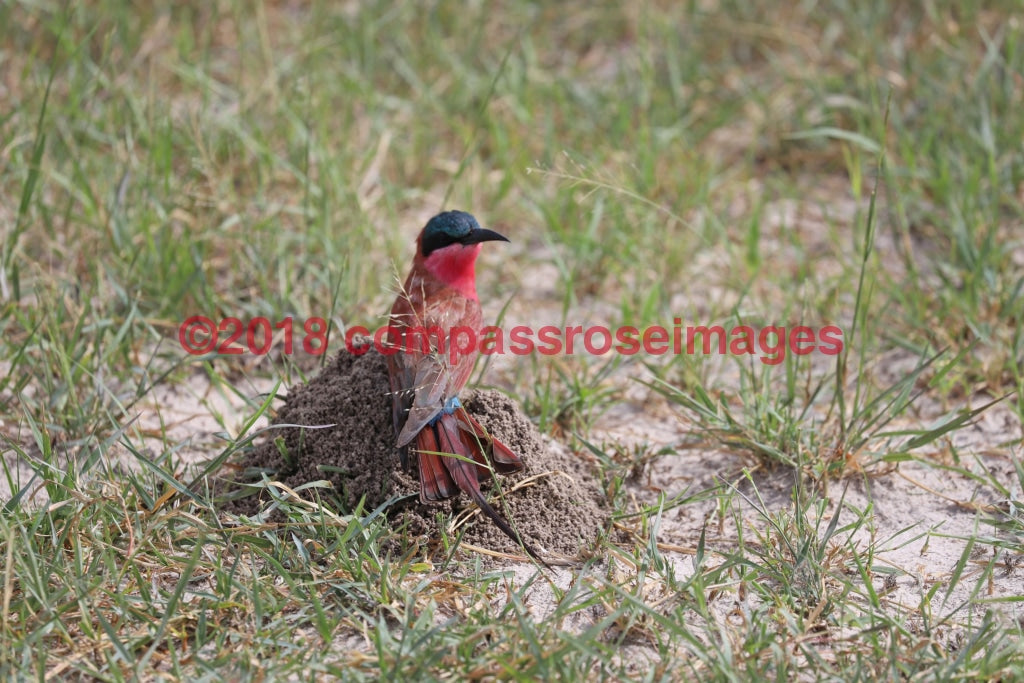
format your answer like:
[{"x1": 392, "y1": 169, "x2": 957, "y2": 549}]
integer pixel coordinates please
[{"x1": 460, "y1": 228, "x2": 509, "y2": 245}]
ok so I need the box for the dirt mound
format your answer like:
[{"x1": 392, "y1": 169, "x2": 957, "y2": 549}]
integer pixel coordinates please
[{"x1": 223, "y1": 348, "x2": 609, "y2": 558}]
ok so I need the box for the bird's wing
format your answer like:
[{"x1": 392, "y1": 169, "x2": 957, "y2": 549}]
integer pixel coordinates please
[
  {"x1": 394, "y1": 351, "x2": 451, "y2": 447},
  {"x1": 389, "y1": 290, "x2": 479, "y2": 448},
  {"x1": 386, "y1": 349, "x2": 415, "y2": 439}
]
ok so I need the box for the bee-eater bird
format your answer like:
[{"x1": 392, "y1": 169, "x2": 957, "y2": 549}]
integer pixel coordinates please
[{"x1": 387, "y1": 210, "x2": 541, "y2": 561}]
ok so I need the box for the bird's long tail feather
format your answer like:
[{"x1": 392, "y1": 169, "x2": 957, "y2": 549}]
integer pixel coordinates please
[
  {"x1": 413, "y1": 410, "x2": 542, "y2": 562},
  {"x1": 451, "y1": 406, "x2": 523, "y2": 476}
]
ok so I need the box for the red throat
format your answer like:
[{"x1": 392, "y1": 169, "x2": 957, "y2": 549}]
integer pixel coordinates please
[{"x1": 422, "y1": 242, "x2": 483, "y2": 299}]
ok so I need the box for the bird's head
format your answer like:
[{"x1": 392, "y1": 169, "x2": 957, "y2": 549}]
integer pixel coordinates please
[
  {"x1": 413, "y1": 210, "x2": 508, "y2": 299},
  {"x1": 419, "y1": 210, "x2": 508, "y2": 258}
]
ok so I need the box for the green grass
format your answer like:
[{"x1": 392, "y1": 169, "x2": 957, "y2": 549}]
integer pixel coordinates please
[{"x1": 2, "y1": 0, "x2": 1023, "y2": 679}]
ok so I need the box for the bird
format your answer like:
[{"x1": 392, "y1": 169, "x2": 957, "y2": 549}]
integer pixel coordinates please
[{"x1": 386, "y1": 210, "x2": 542, "y2": 561}]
